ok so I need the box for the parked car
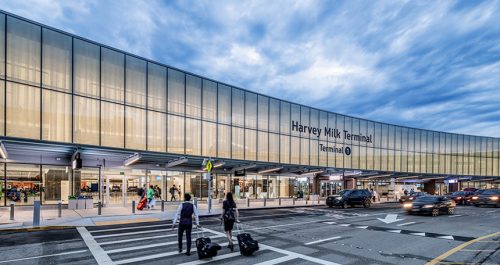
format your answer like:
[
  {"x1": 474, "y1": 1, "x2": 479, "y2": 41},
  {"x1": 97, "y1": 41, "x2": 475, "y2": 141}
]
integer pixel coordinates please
[
  {"x1": 470, "y1": 189, "x2": 488, "y2": 204},
  {"x1": 399, "y1": 192, "x2": 429, "y2": 203},
  {"x1": 403, "y1": 196, "x2": 456, "y2": 216},
  {"x1": 448, "y1": 191, "x2": 475, "y2": 205},
  {"x1": 326, "y1": 189, "x2": 372, "y2": 208},
  {"x1": 472, "y1": 189, "x2": 500, "y2": 207}
]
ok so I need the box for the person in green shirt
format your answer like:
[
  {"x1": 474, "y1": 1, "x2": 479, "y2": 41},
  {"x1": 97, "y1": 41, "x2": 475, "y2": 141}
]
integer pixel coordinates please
[{"x1": 147, "y1": 185, "x2": 155, "y2": 209}]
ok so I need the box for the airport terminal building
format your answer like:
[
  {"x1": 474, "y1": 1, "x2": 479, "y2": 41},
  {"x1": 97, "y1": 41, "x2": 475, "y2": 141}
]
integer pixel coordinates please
[{"x1": 0, "y1": 11, "x2": 498, "y2": 207}]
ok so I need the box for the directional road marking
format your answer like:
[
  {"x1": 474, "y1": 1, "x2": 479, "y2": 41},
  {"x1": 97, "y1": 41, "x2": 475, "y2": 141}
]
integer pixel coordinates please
[
  {"x1": 305, "y1": 236, "x2": 343, "y2": 245},
  {"x1": 377, "y1": 214, "x2": 404, "y2": 224},
  {"x1": 397, "y1": 222, "x2": 417, "y2": 226}
]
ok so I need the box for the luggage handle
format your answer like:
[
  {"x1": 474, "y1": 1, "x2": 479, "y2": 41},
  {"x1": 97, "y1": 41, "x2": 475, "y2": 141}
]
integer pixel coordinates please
[
  {"x1": 236, "y1": 221, "x2": 244, "y2": 235},
  {"x1": 196, "y1": 225, "x2": 205, "y2": 239}
]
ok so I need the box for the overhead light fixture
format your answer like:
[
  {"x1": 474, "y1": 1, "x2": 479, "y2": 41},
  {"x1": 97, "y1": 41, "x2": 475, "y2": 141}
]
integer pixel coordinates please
[
  {"x1": 165, "y1": 157, "x2": 188, "y2": 168},
  {"x1": 232, "y1": 164, "x2": 257, "y2": 172},
  {"x1": 302, "y1": 169, "x2": 324, "y2": 175},
  {"x1": 258, "y1": 166, "x2": 283, "y2": 174},
  {"x1": 213, "y1": 161, "x2": 225, "y2": 168},
  {"x1": 0, "y1": 142, "x2": 8, "y2": 159},
  {"x1": 124, "y1": 153, "x2": 142, "y2": 166}
]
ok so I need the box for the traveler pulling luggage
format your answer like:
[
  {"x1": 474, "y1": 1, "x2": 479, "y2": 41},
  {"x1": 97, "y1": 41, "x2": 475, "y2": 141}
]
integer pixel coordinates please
[
  {"x1": 236, "y1": 222, "x2": 259, "y2": 256},
  {"x1": 137, "y1": 195, "x2": 147, "y2": 210},
  {"x1": 195, "y1": 226, "x2": 221, "y2": 259}
]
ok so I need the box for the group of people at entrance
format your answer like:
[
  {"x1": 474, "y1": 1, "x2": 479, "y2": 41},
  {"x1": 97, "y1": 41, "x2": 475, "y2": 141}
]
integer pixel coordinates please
[
  {"x1": 172, "y1": 192, "x2": 240, "y2": 255},
  {"x1": 169, "y1": 185, "x2": 182, "y2": 201}
]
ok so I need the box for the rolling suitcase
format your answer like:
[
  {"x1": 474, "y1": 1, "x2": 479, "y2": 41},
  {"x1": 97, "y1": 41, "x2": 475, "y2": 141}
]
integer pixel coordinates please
[
  {"x1": 196, "y1": 227, "x2": 221, "y2": 259},
  {"x1": 236, "y1": 222, "x2": 259, "y2": 256},
  {"x1": 137, "y1": 196, "x2": 147, "y2": 210}
]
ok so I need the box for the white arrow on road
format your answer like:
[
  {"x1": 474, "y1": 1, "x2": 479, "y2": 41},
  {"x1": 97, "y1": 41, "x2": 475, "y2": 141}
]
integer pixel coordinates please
[{"x1": 377, "y1": 214, "x2": 404, "y2": 224}]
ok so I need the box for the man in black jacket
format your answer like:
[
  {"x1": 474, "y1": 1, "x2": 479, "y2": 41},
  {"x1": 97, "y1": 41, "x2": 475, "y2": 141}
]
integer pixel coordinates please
[{"x1": 172, "y1": 193, "x2": 200, "y2": 256}]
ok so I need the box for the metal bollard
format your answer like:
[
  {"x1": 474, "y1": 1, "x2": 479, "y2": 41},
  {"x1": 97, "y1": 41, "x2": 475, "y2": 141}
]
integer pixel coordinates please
[
  {"x1": 293, "y1": 197, "x2": 296, "y2": 205},
  {"x1": 132, "y1": 200, "x2": 136, "y2": 214},
  {"x1": 306, "y1": 198, "x2": 308, "y2": 205},
  {"x1": 33, "y1": 200, "x2": 41, "y2": 227},
  {"x1": 98, "y1": 200, "x2": 102, "y2": 215},
  {"x1": 279, "y1": 198, "x2": 282, "y2": 206},
  {"x1": 247, "y1": 198, "x2": 250, "y2": 208},
  {"x1": 318, "y1": 196, "x2": 320, "y2": 205},
  {"x1": 58, "y1": 201, "x2": 62, "y2": 218},
  {"x1": 161, "y1": 200, "x2": 165, "y2": 212},
  {"x1": 264, "y1": 198, "x2": 267, "y2": 207},
  {"x1": 10, "y1": 201, "x2": 14, "y2": 220}
]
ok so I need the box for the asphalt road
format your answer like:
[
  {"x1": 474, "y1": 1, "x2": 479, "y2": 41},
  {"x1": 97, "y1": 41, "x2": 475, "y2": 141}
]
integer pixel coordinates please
[{"x1": 1, "y1": 204, "x2": 499, "y2": 265}]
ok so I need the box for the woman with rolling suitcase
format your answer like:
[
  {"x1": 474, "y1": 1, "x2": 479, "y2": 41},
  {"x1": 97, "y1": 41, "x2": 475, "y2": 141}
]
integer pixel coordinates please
[{"x1": 221, "y1": 192, "x2": 240, "y2": 252}]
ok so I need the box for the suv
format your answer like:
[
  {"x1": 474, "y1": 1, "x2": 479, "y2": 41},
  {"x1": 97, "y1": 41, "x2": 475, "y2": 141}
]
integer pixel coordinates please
[{"x1": 326, "y1": 189, "x2": 372, "y2": 208}]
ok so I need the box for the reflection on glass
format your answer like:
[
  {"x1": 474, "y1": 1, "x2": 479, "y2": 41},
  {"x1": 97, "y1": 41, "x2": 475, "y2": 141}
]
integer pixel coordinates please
[
  {"x1": 218, "y1": 124, "x2": 231, "y2": 158},
  {"x1": 42, "y1": 90, "x2": 71, "y2": 142},
  {"x1": 202, "y1": 79, "x2": 216, "y2": 121},
  {"x1": 186, "y1": 75, "x2": 201, "y2": 118},
  {"x1": 147, "y1": 111, "x2": 166, "y2": 152},
  {"x1": 125, "y1": 107, "x2": 146, "y2": 150},
  {"x1": 147, "y1": 63, "x2": 166, "y2": 111},
  {"x1": 168, "y1": 69, "x2": 185, "y2": 115},
  {"x1": 6, "y1": 82, "x2": 40, "y2": 139},
  {"x1": 7, "y1": 17, "x2": 40, "y2": 86},
  {"x1": 101, "y1": 48, "x2": 125, "y2": 103},
  {"x1": 125, "y1": 56, "x2": 146, "y2": 107},
  {"x1": 202, "y1": 121, "x2": 217, "y2": 157},
  {"x1": 74, "y1": 96, "x2": 100, "y2": 145},
  {"x1": 217, "y1": 84, "x2": 231, "y2": 124},
  {"x1": 168, "y1": 114, "x2": 185, "y2": 154},
  {"x1": 74, "y1": 39, "x2": 99, "y2": 97},
  {"x1": 232, "y1": 127, "x2": 244, "y2": 159},
  {"x1": 101, "y1": 102, "x2": 124, "y2": 148},
  {"x1": 185, "y1": 118, "x2": 201, "y2": 156},
  {"x1": 42, "y1": 28, "x2": 71, "y2": 92}
]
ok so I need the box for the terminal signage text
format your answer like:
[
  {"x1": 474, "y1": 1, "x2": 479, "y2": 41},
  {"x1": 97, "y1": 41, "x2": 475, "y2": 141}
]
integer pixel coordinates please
[{"x1": 291, "y1": 120, "x2": 373, "y2": 144}]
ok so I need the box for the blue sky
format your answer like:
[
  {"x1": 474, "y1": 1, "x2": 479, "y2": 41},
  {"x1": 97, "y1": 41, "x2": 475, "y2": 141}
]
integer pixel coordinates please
[{"x1": 2, "y1": 0, "x2": 500, "y2": 137}]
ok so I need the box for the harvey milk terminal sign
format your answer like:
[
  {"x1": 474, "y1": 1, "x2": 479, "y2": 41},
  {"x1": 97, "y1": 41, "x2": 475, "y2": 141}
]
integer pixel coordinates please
[{"x1": 291, "y1": 120, "x2": 374, "y2": 156}]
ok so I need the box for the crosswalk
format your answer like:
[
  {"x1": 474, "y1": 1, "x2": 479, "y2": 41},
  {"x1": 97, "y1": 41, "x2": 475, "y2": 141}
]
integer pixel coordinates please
[{"x1": 78, "y1": 222, "x2": 342, "y2": 265}]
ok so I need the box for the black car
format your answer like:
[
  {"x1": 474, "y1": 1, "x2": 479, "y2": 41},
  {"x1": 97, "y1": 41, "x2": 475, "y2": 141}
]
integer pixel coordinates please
[
  {"x1": 326, "y1": 189, "x2": 372, "y2": 208},
  {"x1": 473, "y1": 189, "x2": 500, "y2": 207},
  {"x1": 404, "y1": 196, "x2": 456, "y2": 216},
  {"x1": 399, "y1": 192, "x2": 429, "y2": 203},
  {"x1": 448, "y1": 191, "x2": 475, "y2": 205}
]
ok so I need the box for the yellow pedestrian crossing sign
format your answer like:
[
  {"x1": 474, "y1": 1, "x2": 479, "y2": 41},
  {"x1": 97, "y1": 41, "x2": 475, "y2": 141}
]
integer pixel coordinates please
[{"x1": 205, "y1": 160, "x2": 213, "y2": 172}]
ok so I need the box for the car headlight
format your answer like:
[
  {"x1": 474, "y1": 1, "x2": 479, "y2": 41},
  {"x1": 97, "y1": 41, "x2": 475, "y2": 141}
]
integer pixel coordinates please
[
  {"x1": 456, "y1": 197, "x2": 462, "y2": 200},
  {"x1": 472, "y1": 196, "x2": 479, "y2": 200},
  {"x1": 403, "y1": 203, "x2": 412, "y2": 208},
  {"x1": 422, "y1": 205, "x2": 434, "y2": 208},
  {"x1": 491, "y1": 196, "x2": 499, "y2": 201},
  {"x1": 409, "y1": 197, "x2": 414, "y2": 200}
]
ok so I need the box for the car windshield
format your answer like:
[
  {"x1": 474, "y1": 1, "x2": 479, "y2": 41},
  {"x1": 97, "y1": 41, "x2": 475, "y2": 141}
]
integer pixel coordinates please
[
  {"x1": 414, "y1": 196, "x2": 439, "y2": 202},
  {"x1": 482, "y1": 190, "x2": 500, "y2": 195},
  {"x1": 339, "y1": 190, "x2": 352, "y2": 196},
  {"x1": 452, "y1": 191, "x2": 464, "y2": 196}
]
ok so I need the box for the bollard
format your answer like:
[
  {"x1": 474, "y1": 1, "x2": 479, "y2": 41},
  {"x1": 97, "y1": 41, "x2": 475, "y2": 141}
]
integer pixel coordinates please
[
  {"x1": 279, "y1": 198, "x2": 281, "y2": 206},
  {"x1": 58, "y1": 201, "x2": 62, "y2": 218},
  {"x1": 246, "y1": 198, "x2": 250, "y2": 208},
  {"x1": 132, "y1": 200, "x2": 136, "y2": 214},
  {"x1": 10, "y1": 201, "x2": 14, "y2": 220},
  {"x1": 264, "y1": 198, "x2": 267, "y2": 207},
  {"x1": 33, "y1": 200, "x2": 41, "y2": 227},
  {"x1": 293, "y1": 197, "x2": 296, "y2": 205},
  {"x1": 161, "y1": 200, "x2": 165, "y2": 212},
  {"x1": 98, "y1": 200, "x2": 102, "y2": 215},
  {"x1": 318, "y1": 196, "x2": 320, "y2": 205},
  {"x1": 306, "y1": 198, "x2": 308, "y2": 205}
]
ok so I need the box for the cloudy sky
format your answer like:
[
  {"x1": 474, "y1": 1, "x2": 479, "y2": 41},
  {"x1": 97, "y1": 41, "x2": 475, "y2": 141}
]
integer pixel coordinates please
[{"x1": 2, "y1": 0, "x2": 500, "y2": 137}]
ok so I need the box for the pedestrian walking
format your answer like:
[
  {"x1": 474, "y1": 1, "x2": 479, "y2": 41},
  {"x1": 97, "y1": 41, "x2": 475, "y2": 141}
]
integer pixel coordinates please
[
  {"x1": 172, "y1": 193, "x2": 200, "y2": 256},
  {"x1": 170, "y1": 185, "x2": 177, "y2": 201},
  {"x1": 221, "y1": 192, "x2": 240, "y2": 252},
  {"x1": 147, "y1": 185, "x2": 155, "y2": 209}
]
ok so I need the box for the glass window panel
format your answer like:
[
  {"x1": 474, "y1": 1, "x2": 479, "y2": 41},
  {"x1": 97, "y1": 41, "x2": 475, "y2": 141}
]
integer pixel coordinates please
[
  {"x1": 245, "y1": 129, "x2": 257, "y2": 161},
  {"x1": 168, "y1": 114, "x2": 185, "y2": 154},
  {"x1": 125, "y1": 106, "x2": 146, "y2": 150},
  {"x1": 0, "y1": 82, "x2": 4, "y2": 136},
  {"x1": 401, "y1": 151, "x2": 408, "y2": 172},
  {"x1": 395, "y1": 150, "x2": 401, "y2": 172},
  {"x1": 232, "y1": 127, "x2": 244, "y2": 159},
  {"x1": 202, "y1": 79, "x2": 217, "y2": 121},
  {"x1": 42, "y1": 165, "x2": 70, "y2": 204},
  {"x1": 101, "y1": 102, "x2": 124, "y2": 148},
  {"x1": 337, "y1": 115, "x2": 345, "y2": 143},
  {"x1": 185, "y1": 75, "x2": 201, "y2": 118},
  {"x1": 101, "y1": 48, "x2": 124, "y2": 103},
  {"x1": 125, "y1": 56, "x2": 146, "y2": 107},
  {"x1": 257, "y1": 95, "x2": 268, "y2": 131},
  {"x1": 387, "y1": 125, "x2": 395, "y2": 150},
  {"x1": 395, "y1": 126, "x2": 402, "y2": 150},
  {"x1": 408, "y1": 152, "x2": 415, "y2": 172},
  {"x1": 320, "y1": 142, "x2": 328, "y2": 166},
  {"x1": 281, "y1": 102, "x2": 291, "y2": 135},
  {"x1": 367, "y1": 147, "x2": 374, "y2": 170},
  {"x1": 290, "y1": 104, "x2": 300, "y2": 136},
  {"x1": 42, "y1": 90, "x2": 71, "y2": 142},
  {"x1": 7, "y1": 17, "x2": 40, "y2": 86},
  {"x1": 291, "y1": 136, "x2": 300, "y2": 164},
  {"x1": 327, "y1": 113, "x2": 336, "y2": 142},
  {"x1": 185, "y1": 118, "x2": 201, "y2": 156},
  {"x1": 74, "y1": 96, "x2": 99, "y2": 145},
  {"x1": 328, "y1": 142, "x2": 336, "y2": 167},
  {"x1": 310, "y1": 109, "x2": 319, "y2": 131},
  {"x1": 388, "y1": 150, "x2": 395, "y2": 171},
  {"x1": 360, "y1": 146, "x2": 367, "y2": 170},
  {"x1": 352, "y1": 145, "x2": 360, "y2": 169},
  {"x1": 344, "y1": 117, "x2": 352, "y2": 145},
  {"x1": 269, "y1": 133, "x2": 279, "y2": 162},
  {"x1": 300, "y1": 107, "x2": 310, "y2": 136},
  {"x1": 218, "y1": 124, "x2": 231, "y2": 158},
  {"x1": 319, "y1": 112, "x2": 328, "y2": 141},
  {"x1": 217, "y1": 84, "x2": 231, "y2": 124},
  {"x1": 360, "y1": 120, "x2": 368, "y2": 147},
  {"x1": 280, "y1": 135, "x2": 290, "y2": 164},
  {"x1": 245, "y1": 92, "x2": 257, "y2": 129},
  {"x1": 147, "y1": 111, "x2": 166, "y2": 152},
  {"x1": 269, "y1": 98, "x2": 279, "y2": 133},
  {"x1": 301, "y1": 138, "x2": 309, "y2": 165},
  {"x1": 74, "y1": 39, "x2": 99, "y2": 97},
  {"x1": 232, "y1": 88, "x2": 244, "y2": 126},
  {"x1": 336, "y1": 143, "x2": 344, "y2": 168},
  {"x1": 6, "y1": 82, "x2": 40, "y2": 139},
  {"x1": 147, "y1": 63, "x2": 166, "y2": 112},
  {"x1": 351, "y1": 118, "x2": 360, "y2": 143},
  {"x1": 0, "y1": 14, "x2": 5, "y2": 78},
  {"x1": 168, "y1": 69, "x2": 185, "y2": 115},
  {"x1": 42, "y1": 29, "x2": 71, "y2": 92},
  {"x1": 202, "y1": 121, "x2": 217, "y2": 157},
  {"x1": 258, "y1": 131, "x2": 268, "y2": 162},
  {"x1": 6, "y1": 164, "x2": 41, "y2": 206},
  {"x1": 310, "y1": 140, "x2": 319, "y2": 166}
]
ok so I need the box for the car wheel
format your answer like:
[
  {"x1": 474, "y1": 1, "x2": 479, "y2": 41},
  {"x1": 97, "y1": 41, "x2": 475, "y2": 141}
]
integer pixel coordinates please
[
  {"x1": 474, "y1": 204, "x2": 480, "y2": 207},
  {"x1": 363, "y1": 200, "x2": 371, "y2": 208},
  {"x1": 447, "y1": 207, "x2": 455, "y2": 215},
  {"x1": 431, "y1": 208, "x2": 439, "y2": 217},
  {"x1": 342, "y1": 202, "x2": 348, "y2": 209},
  {"x1": 328, "y1": 205, "x2": 333, "y2": 208}
]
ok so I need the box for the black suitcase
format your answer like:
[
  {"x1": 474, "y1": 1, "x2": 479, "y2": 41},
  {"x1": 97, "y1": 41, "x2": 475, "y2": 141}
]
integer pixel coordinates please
[
  {"x1": 196, "y1": 229, "x2": 221, "y2": 259},
  {"x1": 236, "y1": 223, "x2": 259, "y2": 256}
]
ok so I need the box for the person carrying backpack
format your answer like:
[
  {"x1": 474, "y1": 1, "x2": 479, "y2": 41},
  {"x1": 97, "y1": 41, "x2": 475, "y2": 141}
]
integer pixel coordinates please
[
  {"x1": 221, "y1": 192, "x2": 240, "y2": 252},
  {"x1": 172, "y1": 193, "x2": 200, "y2": 256}
]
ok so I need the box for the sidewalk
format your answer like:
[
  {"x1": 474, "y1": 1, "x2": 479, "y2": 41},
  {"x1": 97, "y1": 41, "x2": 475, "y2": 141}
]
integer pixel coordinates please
[{"x1": 0, "y1": 197, "x2": 326, "y2": 230}]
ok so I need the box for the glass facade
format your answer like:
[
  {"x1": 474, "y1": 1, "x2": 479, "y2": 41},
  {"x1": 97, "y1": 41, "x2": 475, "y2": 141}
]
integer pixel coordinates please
[{"x1": 0, "y1": 9, "x2": 499, "y2": 207}]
